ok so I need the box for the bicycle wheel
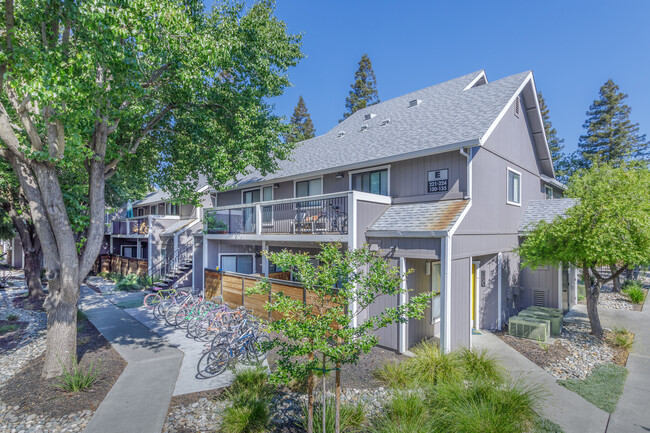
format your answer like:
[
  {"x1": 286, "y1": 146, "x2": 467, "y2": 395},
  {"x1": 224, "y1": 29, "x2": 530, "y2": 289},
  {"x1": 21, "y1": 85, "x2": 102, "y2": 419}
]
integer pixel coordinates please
[
  {"x1": 197, "y1": 348, "x2": 230, "y2": 378},
  {"x1": 173, "y1": 307, "x2": 190, "y2": 327},
  {"x1": 143, "y1": 293, "x2": 161, "y2": 309},
  {"x1": 153, "y1": 300, "x2": 168, "y2": 320},
  {"x1": 164, "y1": 305, "x2": 182, "y2": 327},
  {"x1": 336, "y1": 212, "x2": 348, "y2": 234}
]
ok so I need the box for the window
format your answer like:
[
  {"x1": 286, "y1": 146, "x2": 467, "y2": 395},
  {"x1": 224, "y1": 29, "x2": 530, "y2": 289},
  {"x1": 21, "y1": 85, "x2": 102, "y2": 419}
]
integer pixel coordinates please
[
  {"x1": 220, "y1": 255, "x2": 254, "y2": 274},
  {"x1": 431, "y1": 262, "x2": 441, "y2": 324},
  {"x1": 295, "y1": 178, "x2": 322, "y2": 198},
  {"x1": 507, "y1": 168, "x2": 521, "y2": 206},
  {"x1": 166, "y1": 203, "x2": 179, "y2": 215},
  {"x1": 137, "y1": 208, "x2": 144, "y2": 216},
  {"x1": 545, "y1": 185, "x2": 554, "y2": 200},
  {"x1": 352, "y1": 169, "x2": 388, "y2": 196},
  {"x1": 151, "y1": 205, "x2": 157, "y2": 215},
  {"x1": 262, "y1": 186, "x2": 273, "y2": 225}
]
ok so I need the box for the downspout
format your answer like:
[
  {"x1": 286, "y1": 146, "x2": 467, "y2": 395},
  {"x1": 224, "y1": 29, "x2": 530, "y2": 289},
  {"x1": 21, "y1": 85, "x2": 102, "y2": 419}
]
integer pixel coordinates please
[
  {"x1": 441, "y1": 147, "x2": 474, "y2": 353},
  {"x1": 497, "y1": 252, "x2": 503, "y2": 330}
]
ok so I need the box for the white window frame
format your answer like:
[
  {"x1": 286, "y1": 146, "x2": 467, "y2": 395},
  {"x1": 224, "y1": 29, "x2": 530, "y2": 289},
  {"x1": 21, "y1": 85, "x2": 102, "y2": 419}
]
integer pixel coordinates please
[
  {"x1": 348, "y1": 164, "x2": 391, "y2": 196},
  {"x1": 241, "y1": 186, "x2": 274, "y2": 226},
  {"x1": 506, "y1": 167, "x2": 522, "y2": 207},
  {"x1": 218, "y1": 253, "x2": 256, "y2": 274},
  {"x1": 166, "y1": 203, "x2": 179, "y2": 215},
  {"x1": 293, "y1": 176, "x2": 324, "y2": 198},
  {"x1": 544, "y1": 185, "x2": 554, "y2": 200}
]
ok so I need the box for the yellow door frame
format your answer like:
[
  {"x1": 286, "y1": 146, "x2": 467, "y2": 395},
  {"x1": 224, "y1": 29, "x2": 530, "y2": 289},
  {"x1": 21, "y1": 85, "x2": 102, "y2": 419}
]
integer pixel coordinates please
[{"x1": 471, "y1": 260, "x2": 480, "y2": 329}]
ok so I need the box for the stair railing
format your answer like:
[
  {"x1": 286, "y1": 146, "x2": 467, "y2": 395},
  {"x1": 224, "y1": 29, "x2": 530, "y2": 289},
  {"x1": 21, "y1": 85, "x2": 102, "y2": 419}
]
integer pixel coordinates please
[{"x1": 146, "y1": 243, "x2": 193, "y2": 288}]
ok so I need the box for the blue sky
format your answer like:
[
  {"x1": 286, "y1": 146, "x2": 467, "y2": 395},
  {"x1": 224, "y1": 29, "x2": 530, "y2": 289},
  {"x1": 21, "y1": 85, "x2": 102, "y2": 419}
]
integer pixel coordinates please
[{"x1": 261, "y1": 0, "x2": 650, "y2": 155}]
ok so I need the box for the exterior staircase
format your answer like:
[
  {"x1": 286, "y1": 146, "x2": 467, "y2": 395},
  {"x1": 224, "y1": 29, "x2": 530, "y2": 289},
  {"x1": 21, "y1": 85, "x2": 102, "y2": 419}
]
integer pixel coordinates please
[{"x1": 148, "y1": 244, "x2": 193, "y2": 290}]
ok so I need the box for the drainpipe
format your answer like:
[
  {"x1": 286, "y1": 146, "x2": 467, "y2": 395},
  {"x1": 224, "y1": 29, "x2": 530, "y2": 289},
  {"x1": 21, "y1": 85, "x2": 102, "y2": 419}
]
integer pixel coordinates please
[
  {"x1": 497, "y1": 252, "x2": 503, "y2": 330},
  {"x1": 459, "y1": 148, "x2": 472, "y2": 200}
]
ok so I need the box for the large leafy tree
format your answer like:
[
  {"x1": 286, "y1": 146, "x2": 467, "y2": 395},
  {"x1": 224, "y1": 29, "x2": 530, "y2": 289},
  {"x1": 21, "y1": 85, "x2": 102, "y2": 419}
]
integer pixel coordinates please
[
  {"x1": 250, "y1": 243, "x2": 430, "y2": 433},
  {"x1": 578, "y1": 80, "x2": 648, "y2": 166},
  {"x1": 537, "y1": 92, "x2": 566, "y2": 178},
  {"x1": 341, "y1": 53, "x2": 379, "y2": 120},
  {"x1": 0, "y1": 0, "x2": 302, "y2": 377},
  {"x1": 519, "y1": 165, "x2": 650, "y2": 338},
  {"x1": 284, "y1": 95, "x2": 315, "y2": 144}
]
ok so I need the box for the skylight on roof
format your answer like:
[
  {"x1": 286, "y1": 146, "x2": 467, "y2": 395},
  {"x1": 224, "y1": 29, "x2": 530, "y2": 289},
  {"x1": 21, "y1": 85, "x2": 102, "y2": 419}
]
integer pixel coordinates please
[
  {"x1": 337, "y1": 131, "x2": 345, "y2": 138},
  {"x1": 364, "y1": 113, "x2": 376, "y2": 121},
  {"x1": 360, "y1": 124, "x2": 368, "y2": 131},
  {"x1": 409, "y1": 99, "x2": 422, "y2": 107},
  {"x1": 381, "y1": 119, "x2": 390, "y2": 126}
]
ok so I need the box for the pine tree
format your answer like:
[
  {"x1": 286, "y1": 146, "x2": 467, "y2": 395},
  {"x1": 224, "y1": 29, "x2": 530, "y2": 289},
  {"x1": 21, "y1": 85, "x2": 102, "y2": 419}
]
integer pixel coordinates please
[
  {"x1": 341, "y1": 54, "x2": 380, "y2": 120},
  {"x1": 578, "y1": 80, "x2": 648, "y2": 167},
  {"x1": 538, "y1": 92, "x2": 565, "y2": 171},
  {"x1": 285, "y1": 95, "x2": 315, "y2": 143}
]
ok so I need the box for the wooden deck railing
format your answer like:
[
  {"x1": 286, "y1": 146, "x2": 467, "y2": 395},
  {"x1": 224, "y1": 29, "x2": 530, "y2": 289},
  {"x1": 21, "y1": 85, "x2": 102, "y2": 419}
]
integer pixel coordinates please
[{"x1": 93, "y1": 254, "x2": 148, "y2": 276}]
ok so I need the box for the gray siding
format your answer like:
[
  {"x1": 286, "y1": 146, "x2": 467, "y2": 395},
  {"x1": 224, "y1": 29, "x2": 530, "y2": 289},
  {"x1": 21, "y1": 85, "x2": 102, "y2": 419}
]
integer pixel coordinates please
[
  {"x1": 218, "y1": 189, "x2": 242, "y2": 207},
  {"x1": 323, "y1": 172, "x2": 348, "y2": 194},
  {"x1": 206, "y1": 240, "x2": 262, "y2": 274},
  {"x1": 390, "y1": 152, "x2": 466, "y2": 202},
  {"x1": 366, "y1": 237, "x2": 442, "y2": 261},
  {"x1": 367, "y1": 258, "x2": 400, "y2": 351},
  {"x1": 356, "y1": 201, "x2": 390, "y2": 247},
  {"x1": 520, "y1": 265, "x2": 560, "y2": 309},
  {"x1": 193, "y1": 237, "x2": 204, "y2": 289},
  {"x1": 450, "y1": 257, "x2": 471, "y2": 349}
]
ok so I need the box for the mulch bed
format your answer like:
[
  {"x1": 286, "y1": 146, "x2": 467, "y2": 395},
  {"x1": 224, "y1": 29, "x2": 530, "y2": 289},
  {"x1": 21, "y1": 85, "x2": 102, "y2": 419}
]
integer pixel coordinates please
[
  {"x1": 0, "y1": 320, "x2": 29, "y2": 354},
  {"x1": 496, "y1": 331, "x2": 571, "y2": 368},
  {"x1": 0, "y1": 316, "x2": 126, "y2": 418}
]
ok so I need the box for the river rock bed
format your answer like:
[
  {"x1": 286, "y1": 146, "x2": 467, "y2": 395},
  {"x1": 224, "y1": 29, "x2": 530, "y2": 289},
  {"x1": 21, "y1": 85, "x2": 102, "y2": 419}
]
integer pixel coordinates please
[
  {"x1": 598, "y1": 286, "x2": 634, "y2": 311},
  {"x1": 163, "y1": 388, "x2": 393, "y2": 432},
  {"x1": 0, "y1": 404, "x2": 92, "y2": 433},
  {"x1": 544, "y1": 322, "x2": 615, "y2": 380}
]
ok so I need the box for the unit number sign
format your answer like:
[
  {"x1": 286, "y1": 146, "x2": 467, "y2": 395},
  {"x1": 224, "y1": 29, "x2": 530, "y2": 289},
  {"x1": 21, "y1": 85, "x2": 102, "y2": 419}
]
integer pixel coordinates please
[{"x1": 427, "y1": 169, "x2": 449, "y2": 193}]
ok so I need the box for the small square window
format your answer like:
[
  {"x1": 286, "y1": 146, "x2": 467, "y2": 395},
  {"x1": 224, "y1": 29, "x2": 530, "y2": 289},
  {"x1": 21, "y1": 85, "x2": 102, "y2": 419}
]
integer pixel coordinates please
[
  {"x1": 545, "y1": 185, "x2": 553, "y2": 200},
  {"x1": 507, "y1": 168, "x2": 521, "y2": 206}
]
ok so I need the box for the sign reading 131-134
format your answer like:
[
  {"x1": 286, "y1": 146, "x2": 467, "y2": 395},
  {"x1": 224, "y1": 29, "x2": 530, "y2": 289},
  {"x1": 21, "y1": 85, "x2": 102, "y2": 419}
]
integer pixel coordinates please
[{"x1": 427, "y1": 169, "x2": 449, "y2": 193}]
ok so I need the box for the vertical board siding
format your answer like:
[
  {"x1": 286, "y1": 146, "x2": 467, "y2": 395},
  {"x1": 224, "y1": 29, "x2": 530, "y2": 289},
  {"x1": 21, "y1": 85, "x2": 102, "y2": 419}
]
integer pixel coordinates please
[
  {"x1": 390, "y1": 151, "x2": 466, "y2": 199},
  {"x1": 450, "y1": 257, "x2": 471, "y2": 349},
  {"x1": 474, "y1": 254, "x2": 499, "y2": 330},
  {"x1": 357, "y1": 201, "x2": 390, "y2": 246},
  {"x1": 520, "y1": 265, "x2": 559, "y2": 310}
]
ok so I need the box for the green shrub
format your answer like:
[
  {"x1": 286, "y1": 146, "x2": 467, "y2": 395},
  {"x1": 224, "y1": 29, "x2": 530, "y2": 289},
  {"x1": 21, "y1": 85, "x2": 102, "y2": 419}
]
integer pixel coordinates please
[
  {"x1": 622, "y1": 279, "x2": 642, "y2": 290},
  {"x1": 455, "y1": 347, "x2": 504, "y2": 383},
  {"x1": 53, "y1": 357, "x2": 100, "y2": 393},
  {"x1": 373, "y1": 392, "x2": 432, "y2": 433},
  {"x1": 609, "y1": 328, "x2": 634, "y2": 351},
  {"x1": 0, "y1": 324, "x2": 18, "y2": 334},
  {"x1": 302, "y1": 397, "x2": 365, "y2": 433},
  {"x1": 6, "y1": 313, "x2": 19, "y2": 321},
  {"x1": 220, "y1": 367, "x2": 273, "y2": 433},
  {"x1": 373, "y1": 361, "x2": 415, "y2": 389},
  {"x1": 220, "y1": 399, "x2": 270, "y2": 433},
  {"x1": 114, "y1": 274, "x2": 142, "y2": 291},
  {"x1": 426, "y1": 379, "x2": 543, "y2": 433},
  {"x1": 623, "y1": 285, "x2": 645, "y2": 304},
  {"x1": 408, "y1": 340, "x2": 461, "y2": 385},
  {"x1": 558, "y1": 363, "x2": 628, "y2": 413}
]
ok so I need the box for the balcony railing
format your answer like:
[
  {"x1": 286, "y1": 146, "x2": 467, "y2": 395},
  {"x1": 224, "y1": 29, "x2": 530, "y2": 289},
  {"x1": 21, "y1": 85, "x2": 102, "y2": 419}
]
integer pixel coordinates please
[
  {"x1": 204, "y1": 193, "x2": 352, "y2": 236},
  {"x1": 109, "y1": 217, "x2": 150, "y2": 236}
]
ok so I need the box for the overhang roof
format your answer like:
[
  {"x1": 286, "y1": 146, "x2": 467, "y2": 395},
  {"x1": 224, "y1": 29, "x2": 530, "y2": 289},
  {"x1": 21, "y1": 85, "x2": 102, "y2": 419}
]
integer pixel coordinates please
[
  {"x1": 518, "y1": 199, "x2": 578, "y2": 233},
  {"x1": 367, "y1": 199, "x2": 470, "y2": 237}
]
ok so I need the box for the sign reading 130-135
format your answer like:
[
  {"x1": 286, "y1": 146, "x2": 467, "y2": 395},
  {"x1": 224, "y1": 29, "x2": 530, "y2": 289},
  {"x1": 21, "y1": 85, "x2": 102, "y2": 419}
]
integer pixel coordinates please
[{"x1": 427, "y1": 169, "x2": 449, "y2": 193}]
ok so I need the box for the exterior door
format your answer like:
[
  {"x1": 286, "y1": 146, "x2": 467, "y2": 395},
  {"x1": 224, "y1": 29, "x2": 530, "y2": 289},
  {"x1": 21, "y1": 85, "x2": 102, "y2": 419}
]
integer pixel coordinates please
[
  {"x1": 471, "y1": 264, "x2": 476, "y2": 327},
  {"x1": 242, "y1": 190, "x2": 261, "y2": 233}
]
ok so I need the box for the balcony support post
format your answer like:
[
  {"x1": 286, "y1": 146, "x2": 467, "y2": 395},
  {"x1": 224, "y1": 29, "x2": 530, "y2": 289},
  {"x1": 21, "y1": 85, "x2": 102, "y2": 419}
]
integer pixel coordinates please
[
  {"x1": 255, "y1": 204, "x2": 262, "y2": 235},
  {"x1": 261, "y1": 241, "x2": 269, "y2": 277},
  {"x1": 137, "y1": 238, "x2": 141, "y2": 259},
  {"x1": 347, "y1": 192, "x2": 358, "y2": 328}
]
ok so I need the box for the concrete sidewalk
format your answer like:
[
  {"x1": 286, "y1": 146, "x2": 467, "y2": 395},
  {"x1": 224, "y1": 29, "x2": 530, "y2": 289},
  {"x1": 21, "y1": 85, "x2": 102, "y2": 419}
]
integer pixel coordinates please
[
  {"x1": 79, "y1": 286, "x2": 184, "y2": 433},
  {"x1": 124, "y1": 305, "x2": 236, "y2": 396},
  {"x1": 568, "y1": 303, "x2": 650, "y2": 433},
  {"x1": 472, "y1": 332, "x2": 609, "y2": 433}
]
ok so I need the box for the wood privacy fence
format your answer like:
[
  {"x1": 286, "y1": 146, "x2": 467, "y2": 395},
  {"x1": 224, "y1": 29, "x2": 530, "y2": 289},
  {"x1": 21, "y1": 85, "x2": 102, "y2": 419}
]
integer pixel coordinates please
[
  {"x1": 93, "y1": 254, "x2": 148, "y2": 277},
  {"x1": 204, "y1": 269, "x2": 338, "y2": 320}
]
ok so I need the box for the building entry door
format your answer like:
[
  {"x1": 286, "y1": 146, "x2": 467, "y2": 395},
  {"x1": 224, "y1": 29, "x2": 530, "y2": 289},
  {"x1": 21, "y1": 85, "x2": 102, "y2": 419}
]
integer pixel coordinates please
[{"x1": 242, "y1": 189, "x2": 261, "y2": 233}]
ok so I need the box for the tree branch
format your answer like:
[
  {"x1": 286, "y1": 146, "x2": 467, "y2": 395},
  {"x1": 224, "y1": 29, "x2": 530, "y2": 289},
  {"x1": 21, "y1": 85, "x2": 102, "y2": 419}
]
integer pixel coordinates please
[{"x1": 4, "y1": 87, "x2": 44, "y2": 152}]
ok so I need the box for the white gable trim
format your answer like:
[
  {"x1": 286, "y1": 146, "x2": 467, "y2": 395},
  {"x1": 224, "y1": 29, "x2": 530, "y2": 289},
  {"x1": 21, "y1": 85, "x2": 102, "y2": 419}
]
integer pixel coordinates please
[{"x1": 463, "y1": 70, "x2": 488, "y2": 91}]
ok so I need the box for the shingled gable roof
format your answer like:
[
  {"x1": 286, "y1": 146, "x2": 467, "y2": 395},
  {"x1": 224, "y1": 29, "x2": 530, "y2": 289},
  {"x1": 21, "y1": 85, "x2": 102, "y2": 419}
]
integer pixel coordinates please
[
  {"x1": 227, "y1": 69, "x2": 553, "y2": 189},
  {"x1": 518, "y1": 199, "x2": 579, "y2": 233},
  {"x1": 367, "y1": 200, "x2": 470, "y2": 237},
  {"x1": 135, "y1": 175, "x2": 209, "y2": 206}
]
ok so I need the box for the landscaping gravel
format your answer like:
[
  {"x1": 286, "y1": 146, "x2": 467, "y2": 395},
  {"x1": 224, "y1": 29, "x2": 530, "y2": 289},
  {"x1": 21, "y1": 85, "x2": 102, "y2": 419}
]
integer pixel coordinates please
[
  {"x1": 85, "y1": 275, "x2": 117, "y2": 294},
  {"x1": 544, "y1": 322, "x2": 615, "y2": 381},
  {"x1": 0, "y1": 404, "x2": 92, "y2": 433},
  {"x1": 598, "y1": 286, "x2": 634, "y2": 311},
  {"x1": 163, "y1": 387, "x2": 393, "y2": 433}
]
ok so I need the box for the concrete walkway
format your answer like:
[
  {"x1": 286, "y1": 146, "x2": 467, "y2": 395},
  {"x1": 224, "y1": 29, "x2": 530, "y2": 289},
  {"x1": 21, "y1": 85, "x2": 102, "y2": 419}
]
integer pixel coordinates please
[
  {"x1": 79, "y1": 286, "x2": 184, "y2": 433},
  {"x1": 567, "y1": 303, "x2": 650, "y2": 433},
  {"x1": 472, "y1": 332, "x2": 610, "y2": 433},
  {"x1": 124, "y1": 305, "x2": 236, "y2": 396}
]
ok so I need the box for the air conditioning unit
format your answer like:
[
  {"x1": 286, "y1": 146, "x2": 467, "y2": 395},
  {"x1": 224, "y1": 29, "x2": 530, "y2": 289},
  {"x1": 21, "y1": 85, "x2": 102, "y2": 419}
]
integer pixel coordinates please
[
  {"x1": 508, "y1": 316, "x2": 550, "y2": 342},
  {"x1": 519, "y1": 309, "x2": 563, "y2": 336}
]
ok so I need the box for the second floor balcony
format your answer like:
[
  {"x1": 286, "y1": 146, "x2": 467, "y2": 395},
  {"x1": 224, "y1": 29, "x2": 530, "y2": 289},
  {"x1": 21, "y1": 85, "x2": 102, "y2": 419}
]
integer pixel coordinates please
[
  {"x1": 106, "y1": 217, "x2": 150, "y2": 236},
  {"x1": 203, "y1": 191, "x2": 392, "y2": 239}
]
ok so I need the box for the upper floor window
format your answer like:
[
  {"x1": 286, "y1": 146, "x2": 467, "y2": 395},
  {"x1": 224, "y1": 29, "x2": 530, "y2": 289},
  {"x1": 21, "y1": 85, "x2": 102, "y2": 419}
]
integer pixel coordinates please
[
  {"x1": 166, "y1": 203, "x2": 179, "y2": 215},
  {"x1": 352, "y1": 169, "x2": 388, "y2": 196},
  {"x1": 507, "y1": 168, "x2": 521, "y2": 206},
  {"x1": 545, "y1": 185, "x2": 554, "y2": 200},
  {"x1": 150, "y1": 205, "x2": 157, "y2": 215},
  {"x1": 296, "y1": 178, "x2": 322, "y2": 198}
]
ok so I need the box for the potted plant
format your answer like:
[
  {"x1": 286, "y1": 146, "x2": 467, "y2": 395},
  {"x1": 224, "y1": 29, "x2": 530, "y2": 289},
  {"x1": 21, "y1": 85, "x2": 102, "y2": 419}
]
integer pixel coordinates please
[{"x1": 204, "y1": 213, "x2": 229, "y2": 234}]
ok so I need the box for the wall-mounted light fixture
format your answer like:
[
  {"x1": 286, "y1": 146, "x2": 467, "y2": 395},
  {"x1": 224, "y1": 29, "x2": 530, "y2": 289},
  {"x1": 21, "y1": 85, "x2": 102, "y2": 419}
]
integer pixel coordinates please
[
  {"x1": 335, "y1": 172, "x2": 344, "y2": 179},
  {"x1": 273, "y1": 183, "x2": 280, "y2": 189}
]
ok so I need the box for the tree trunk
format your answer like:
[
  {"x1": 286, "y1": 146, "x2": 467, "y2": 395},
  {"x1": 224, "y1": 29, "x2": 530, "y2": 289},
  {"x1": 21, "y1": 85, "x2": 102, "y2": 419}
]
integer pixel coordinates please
[
  {"x1": 42, "y1": 276, "x2": 78, "y2": 377},
  {"x1": 335, "y1": 363, "x2": 341, "y2": 433},
  {"x1": 307, "y1": 353, "x2": 314, "y2": 433},
  {"x1": 610, "y1": 265, "x2": 622, "y2": 292},
  {"x1": 24, "y1": 247, "x2": 44, "y2": 298},
  {"x1": 584, "y1": 267, "x2": 604, "y2": 339}
]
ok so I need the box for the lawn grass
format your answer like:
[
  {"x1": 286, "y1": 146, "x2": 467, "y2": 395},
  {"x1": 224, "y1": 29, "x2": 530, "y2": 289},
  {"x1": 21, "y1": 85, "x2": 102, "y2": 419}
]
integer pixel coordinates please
[
  {"x1": 0, "y1": 324, "x2": 19, "y2": 334},
  {"x1": 533, "y1": 417, "x2": 564, "y2": 433},
  {"x1": 558, "y1": 364, "x2": 628, "y2": 413}
]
